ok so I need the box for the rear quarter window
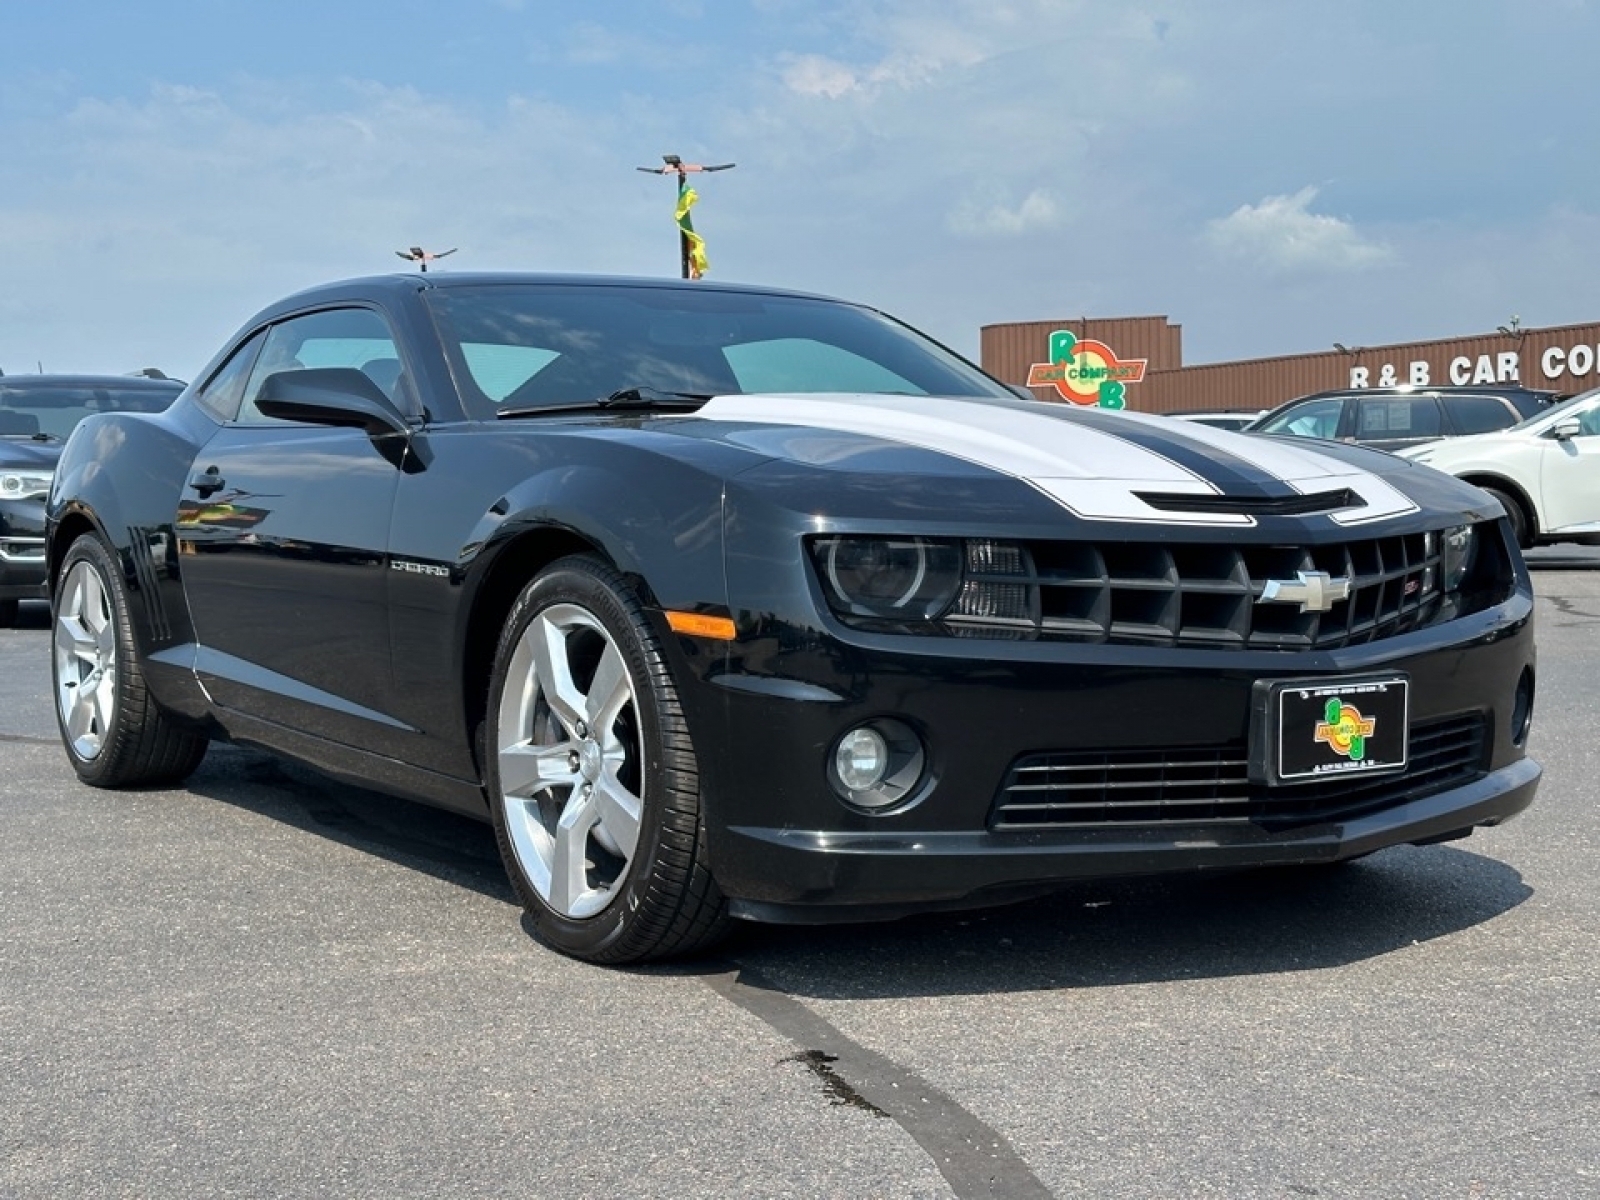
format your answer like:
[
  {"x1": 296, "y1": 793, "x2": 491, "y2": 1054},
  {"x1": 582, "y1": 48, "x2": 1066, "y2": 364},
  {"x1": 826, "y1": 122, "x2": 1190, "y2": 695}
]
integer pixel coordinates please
[{"x1": 1447, "y1": 395, "x2": 1518, "y2": 435}]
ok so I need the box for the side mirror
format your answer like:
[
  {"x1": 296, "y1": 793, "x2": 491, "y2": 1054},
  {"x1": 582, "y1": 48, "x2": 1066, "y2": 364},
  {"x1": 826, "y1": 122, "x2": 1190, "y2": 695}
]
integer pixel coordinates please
[
  {"x1": 1551, "y1": 417, "x2": 1583, "y2": 441},
  {"x1": 256, "y1": 367, "x2": 411, "y2": 436}
]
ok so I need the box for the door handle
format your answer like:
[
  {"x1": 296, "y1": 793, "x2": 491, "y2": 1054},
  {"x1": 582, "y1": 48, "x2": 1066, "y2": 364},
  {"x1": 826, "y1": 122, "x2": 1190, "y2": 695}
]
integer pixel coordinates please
[{"x1": 187, "y1": 467, "x2": 226, "y2": 498}]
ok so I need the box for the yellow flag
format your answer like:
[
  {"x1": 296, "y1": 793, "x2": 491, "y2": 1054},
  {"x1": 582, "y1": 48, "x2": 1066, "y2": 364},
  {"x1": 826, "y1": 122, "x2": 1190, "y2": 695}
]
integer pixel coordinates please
[{"x1": 675, "y1": 180, "x2": 709, "y2": 278}]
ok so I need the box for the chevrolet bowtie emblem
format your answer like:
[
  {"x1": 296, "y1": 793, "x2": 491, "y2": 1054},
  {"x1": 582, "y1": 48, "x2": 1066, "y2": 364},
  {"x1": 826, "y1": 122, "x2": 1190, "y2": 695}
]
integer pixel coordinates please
[{"x1": 1258, "y1": 570, "x2": 1352, "y2": 613}]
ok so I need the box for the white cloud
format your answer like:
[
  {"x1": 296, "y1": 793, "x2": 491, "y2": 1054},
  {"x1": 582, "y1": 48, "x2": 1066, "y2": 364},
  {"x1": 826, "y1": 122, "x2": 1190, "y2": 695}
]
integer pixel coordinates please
[
  {"x1": 777, "y1": 49, "x2": 945, "y2": 98},
  {"x1": 1205, "y1": 186, "x2": 1393, "y2": 275},
  {"x1": 780, "y1": 54, "x2": 866, "y2": 98},
  {"x1": 947, "y1": 188, "x2": 1062, "y2": 237}
]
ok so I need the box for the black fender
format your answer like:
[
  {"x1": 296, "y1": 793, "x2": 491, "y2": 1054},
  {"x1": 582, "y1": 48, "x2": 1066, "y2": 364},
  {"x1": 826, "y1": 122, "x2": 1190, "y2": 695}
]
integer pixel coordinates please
[{"x1": 46, "y1": 401, "x2": 217, "y2": 721}]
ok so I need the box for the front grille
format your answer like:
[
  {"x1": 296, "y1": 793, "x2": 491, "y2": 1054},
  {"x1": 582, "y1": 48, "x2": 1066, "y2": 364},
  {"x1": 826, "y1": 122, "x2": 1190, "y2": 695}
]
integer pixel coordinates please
[
  {"x1": 945, "y1": 533, "x2": 1451, "y2": 650},
  {"x1": 990, "y1": 715, "x2": 1489, "y2": 832}
]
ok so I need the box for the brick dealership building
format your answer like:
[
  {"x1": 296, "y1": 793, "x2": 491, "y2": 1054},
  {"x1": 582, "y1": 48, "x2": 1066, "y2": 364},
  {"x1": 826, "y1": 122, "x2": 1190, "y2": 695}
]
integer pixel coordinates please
[{"x1": 979, "y1": 316, "x2": 1600, "y2": 415}]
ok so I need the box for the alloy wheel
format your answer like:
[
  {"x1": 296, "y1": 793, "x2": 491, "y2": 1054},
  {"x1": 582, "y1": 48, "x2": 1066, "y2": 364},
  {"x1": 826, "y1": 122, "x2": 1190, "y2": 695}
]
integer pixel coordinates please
[
  {"x1": 495, "y1": 602, "x2": 644, "y2": 920},
  {"x1": 54, "y1": 559, "x2": 118, "y2": 761}
]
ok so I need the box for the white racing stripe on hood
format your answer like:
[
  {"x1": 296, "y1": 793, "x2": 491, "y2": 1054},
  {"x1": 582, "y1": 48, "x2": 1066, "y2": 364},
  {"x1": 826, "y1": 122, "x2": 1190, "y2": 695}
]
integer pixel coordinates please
[
  {"x1": 697, "y1": 393, "x2": 1238, "y2": 524},
  {"x1": 696, "y1": 394, "x2": 1416, "y2": 526},
  {"x1": 1100, "y1": 409, "x2": 1420, "y2": 526}
]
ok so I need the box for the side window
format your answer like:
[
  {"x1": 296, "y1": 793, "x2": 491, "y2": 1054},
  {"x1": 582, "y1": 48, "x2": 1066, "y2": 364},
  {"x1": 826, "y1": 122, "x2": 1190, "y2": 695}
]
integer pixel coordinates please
[
  {"x1": 235, "y1": 308, "x2": 402, "y2": 425},
  {"x1": 1448, "y1": 396, "x2": 1518, "y2": 436},
  {"x1": 1357, "y1": 398, "x2": 1441, "y2": 439},
  {"x1": 723, "y1": 338, "x2": 923, "y2": 395},
  {"x1": 1260, "y1": 397, "x2": 1344, "y2": 440},
  {"x1": 194, "y1": 330, "x2": 267, "y2": 422}
]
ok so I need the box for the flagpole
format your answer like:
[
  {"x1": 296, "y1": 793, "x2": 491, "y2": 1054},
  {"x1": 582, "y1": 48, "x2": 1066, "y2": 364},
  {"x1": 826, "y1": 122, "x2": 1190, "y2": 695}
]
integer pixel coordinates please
[
  {"x1": 637, "y1": 155, "x2": 735, "y2": 281},
  {"x1": 679, "y1": 177, "x2": 692, "y2": 281}
]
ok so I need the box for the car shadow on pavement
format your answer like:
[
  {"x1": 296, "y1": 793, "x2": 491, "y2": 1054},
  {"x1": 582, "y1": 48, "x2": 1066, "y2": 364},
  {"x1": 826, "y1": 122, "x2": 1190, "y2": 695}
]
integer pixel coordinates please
[
  {"x1": 177, "y1": 744, "x2": 1530, "y2": 997},
  {"x1": 682, "y1": 843, "x2": 1532, "y2": 1000},
  {"x1": 183, "y1": 742, "x2": 514, "y2": 904}
]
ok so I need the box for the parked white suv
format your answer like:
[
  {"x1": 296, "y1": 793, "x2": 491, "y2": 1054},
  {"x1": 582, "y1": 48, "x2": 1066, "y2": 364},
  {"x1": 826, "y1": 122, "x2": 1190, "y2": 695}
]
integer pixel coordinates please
[{"x1": 1398, "y1": 387, "x2": 1600, "y2": 547}]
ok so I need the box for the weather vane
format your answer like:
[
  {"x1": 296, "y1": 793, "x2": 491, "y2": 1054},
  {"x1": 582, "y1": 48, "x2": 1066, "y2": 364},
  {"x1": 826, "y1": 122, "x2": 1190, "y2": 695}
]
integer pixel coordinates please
[
  {"x1": 395, "y1": 246, "x2": 458, "y2": 272},
  {"x1": 636, "y1": 155, "x2": 735, "y2": 280}
]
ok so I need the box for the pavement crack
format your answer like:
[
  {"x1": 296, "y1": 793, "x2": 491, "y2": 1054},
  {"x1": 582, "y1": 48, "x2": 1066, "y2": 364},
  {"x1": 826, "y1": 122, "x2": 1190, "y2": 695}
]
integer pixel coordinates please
[
  {"x1": 0, "y1": 733, "x2": 59, "y2": 746},
  {"x1": 703, "y1": 964, "x2": 1053, "y2": 1200},
  {"x1": 783, "y1": 1049, "x2": 888, "y2": 1116}
]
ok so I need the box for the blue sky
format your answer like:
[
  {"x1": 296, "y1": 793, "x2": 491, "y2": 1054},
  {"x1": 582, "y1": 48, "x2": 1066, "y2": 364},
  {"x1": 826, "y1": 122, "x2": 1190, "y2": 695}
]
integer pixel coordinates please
[{"x1": 3, "y1": 0, "x2": 1598, "y2": 379}]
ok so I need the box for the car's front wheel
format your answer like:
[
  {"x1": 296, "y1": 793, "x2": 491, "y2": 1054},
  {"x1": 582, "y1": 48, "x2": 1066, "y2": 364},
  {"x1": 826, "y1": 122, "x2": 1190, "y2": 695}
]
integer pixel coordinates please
[
  {"x1": 486, "y1": 555, "x2": 729, "y2": 963},
  {"x1": 0, "y1": 598, "x2": 18, "y2": 628},
  {"x1": 52, "y1": 534, "x2": 209, "y2": 787}
]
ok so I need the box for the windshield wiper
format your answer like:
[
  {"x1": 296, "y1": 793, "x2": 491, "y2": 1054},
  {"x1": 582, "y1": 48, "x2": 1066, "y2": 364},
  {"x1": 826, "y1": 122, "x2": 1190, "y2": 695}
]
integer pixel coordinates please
[{"x1": 497, "y1": 386, "x2": 713, "y2": 419}]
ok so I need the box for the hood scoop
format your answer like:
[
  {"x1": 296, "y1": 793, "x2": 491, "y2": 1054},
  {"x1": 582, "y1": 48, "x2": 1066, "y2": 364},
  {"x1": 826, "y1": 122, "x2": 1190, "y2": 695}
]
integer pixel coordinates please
[{"x1": 1133, "y1": 488, "x2": 1363, "y2": 517}]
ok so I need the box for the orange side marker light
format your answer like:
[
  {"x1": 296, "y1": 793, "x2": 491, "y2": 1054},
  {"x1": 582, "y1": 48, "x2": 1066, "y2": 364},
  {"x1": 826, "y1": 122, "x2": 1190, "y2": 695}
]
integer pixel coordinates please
[{"x1": 666, "y1": 611, "x2": 737, "y2": 640}]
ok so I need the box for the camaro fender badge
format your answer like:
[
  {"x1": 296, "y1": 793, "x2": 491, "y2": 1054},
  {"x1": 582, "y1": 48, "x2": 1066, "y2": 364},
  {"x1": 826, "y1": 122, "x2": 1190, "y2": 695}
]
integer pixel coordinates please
[
  {"x1": 1314, "y1": 698, "x2": 1376, "y2": 761},
  {"x1": 1257, "y1": 570, "x2": 1352, "y2": 613},
  {"x1": 390, "y1": 559, "x2": 450, "y2": 578}
]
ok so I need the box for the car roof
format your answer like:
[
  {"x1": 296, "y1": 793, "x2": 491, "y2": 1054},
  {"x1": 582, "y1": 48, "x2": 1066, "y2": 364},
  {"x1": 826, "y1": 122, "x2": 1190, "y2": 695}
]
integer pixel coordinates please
[
  {"x1": 1285, "y1": 385, "x2": 1561, "y2": 402},
  {"x1": 262, "y1": 271, "x2": 849, "y2": 319},
  {"x1": 0, "y1": 373, "x2": 183, "y2": 391}
]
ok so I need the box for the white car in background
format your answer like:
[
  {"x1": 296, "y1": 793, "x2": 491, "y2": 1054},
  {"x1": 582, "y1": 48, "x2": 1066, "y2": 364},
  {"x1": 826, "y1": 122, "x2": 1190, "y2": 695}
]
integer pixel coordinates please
[{"x1": 1398, "y1": 387, "x2": 1600, "y2": 547}]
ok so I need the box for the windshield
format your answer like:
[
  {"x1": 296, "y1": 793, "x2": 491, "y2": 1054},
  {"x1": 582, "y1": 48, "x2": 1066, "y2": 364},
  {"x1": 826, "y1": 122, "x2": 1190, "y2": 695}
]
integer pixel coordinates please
[
  {"x1": 0, "y1": 383, "x2": 181, "y2": 439},
  {"x1": 1507, "y1": 384, "x2": 1600, "y2": 432},
  {"x1": 423, "y1": 283, "x2": 1012, "y2": 418}
]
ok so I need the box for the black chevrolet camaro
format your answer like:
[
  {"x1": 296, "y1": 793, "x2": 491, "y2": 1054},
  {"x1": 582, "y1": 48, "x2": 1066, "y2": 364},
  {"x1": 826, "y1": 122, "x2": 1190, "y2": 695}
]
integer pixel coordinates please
[{"x1": 46, "y1": 273, "x2": 1541, "y2": 962}]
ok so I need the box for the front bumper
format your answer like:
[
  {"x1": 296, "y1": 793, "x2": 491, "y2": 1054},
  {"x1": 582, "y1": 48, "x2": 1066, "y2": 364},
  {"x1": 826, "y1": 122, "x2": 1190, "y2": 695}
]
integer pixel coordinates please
[
  {"x1": 680, "y1": 594, "x2": 1540, "y2": 921},
  {"x1": 720, "y1": 757, "x2": 1538, "y2": 923},
  {"x1": 0, "y1": 502, "x2": 47, "y2": 599}
]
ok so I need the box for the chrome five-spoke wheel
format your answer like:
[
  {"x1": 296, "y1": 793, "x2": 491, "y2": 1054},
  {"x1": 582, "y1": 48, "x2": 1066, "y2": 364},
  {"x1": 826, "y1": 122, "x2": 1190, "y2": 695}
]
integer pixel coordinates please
[
  {"x1": 487, "y1": 555, "x2": 727, "y2": 963},
  {"x1": 54, "y1": 557, "x2": 119, "y2": 762},
  {"x1": 50, "y1": 534, "x2": 209, "y2": 787},
  {"x1": 495, "y1": 601, "x2": 644, "y2": 921}
]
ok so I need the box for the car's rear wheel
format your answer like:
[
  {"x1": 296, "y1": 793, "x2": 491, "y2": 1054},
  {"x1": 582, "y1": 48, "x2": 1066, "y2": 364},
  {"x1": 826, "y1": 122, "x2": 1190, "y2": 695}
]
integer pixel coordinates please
[
  {"x1": 52, "y1": 534, "x2": 209, "y2": 787},
  {"x1": 0, "y1": 598, "x2": 18, "y2": 627},
  {"x1": 1481, "y1": 485, "x2": 1532, "y2": 548},
  {"x1": 486, "y1": 555, "x2": 728, "y2": 963}
]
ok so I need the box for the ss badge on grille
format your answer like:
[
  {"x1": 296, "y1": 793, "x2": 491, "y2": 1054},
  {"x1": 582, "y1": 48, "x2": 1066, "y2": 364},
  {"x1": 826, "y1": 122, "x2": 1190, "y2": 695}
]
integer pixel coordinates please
[{"x1": 1257, "y1": 570, "x2": 1352, "y2": 614}]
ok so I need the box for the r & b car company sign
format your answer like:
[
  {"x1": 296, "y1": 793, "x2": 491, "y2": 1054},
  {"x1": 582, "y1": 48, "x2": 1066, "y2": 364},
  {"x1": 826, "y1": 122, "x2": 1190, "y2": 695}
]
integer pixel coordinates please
[
  {"x1": 1348, "y1": 331, "x2": 1600, "y2": 390},
  {"x1": 1028, "y1": 330, "x2": 1147, "y2": 408}
]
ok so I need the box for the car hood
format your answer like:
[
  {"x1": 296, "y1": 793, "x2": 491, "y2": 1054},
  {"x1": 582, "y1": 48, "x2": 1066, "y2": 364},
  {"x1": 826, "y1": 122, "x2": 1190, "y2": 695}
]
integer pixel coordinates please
[
  {"x1": 1395, "y1": 429, "x2": 1535, "y2": 466},
  {"x1": 684, "y1": 393, "x2": 1424, "y2": 528},
  {"x1": 0, "y1": 437, "x2": 63, "y2": 470}
]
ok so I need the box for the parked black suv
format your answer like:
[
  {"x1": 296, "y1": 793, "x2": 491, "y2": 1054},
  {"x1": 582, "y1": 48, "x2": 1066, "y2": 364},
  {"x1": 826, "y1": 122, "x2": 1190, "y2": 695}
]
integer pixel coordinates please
[
  {"x1": 1244, "y1": 385, "x2": 1563, "y2": 453},
  {"x1": 1, "y1": 374, "x2": 183, "y2": 625}
]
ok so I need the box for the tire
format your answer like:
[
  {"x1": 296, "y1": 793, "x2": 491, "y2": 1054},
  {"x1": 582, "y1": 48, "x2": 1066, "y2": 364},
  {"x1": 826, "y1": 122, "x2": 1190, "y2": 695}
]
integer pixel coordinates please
[
  {"x1": 1482, "y1": 485, "x2": 1531, "y2": 548},
  {"x1": 0, "y1": 598, "x2": 18, "y2": 627},
  {"x1": 486, "y1": 554, "x2": 729, "y2": 963},
  {"x1": 52, "y1": 534, "x2": 209, "y2": 787}
]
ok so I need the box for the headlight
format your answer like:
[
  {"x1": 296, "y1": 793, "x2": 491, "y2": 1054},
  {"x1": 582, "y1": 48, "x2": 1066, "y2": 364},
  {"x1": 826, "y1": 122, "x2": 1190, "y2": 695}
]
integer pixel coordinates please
[
  {"x1": 812, "y1": 536, "x2": 962, "y2": 621},
  {"x1": 0, "y1": 469, "x2": 52, "y2": 501},
  {"x1": 1441, "y1": 524, "x2": 1477, "y2": 592}
]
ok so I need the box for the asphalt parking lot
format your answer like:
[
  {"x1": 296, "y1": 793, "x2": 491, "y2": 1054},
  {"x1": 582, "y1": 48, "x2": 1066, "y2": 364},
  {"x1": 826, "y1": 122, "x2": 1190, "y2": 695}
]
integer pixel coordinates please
[{"x1": 3, "y1": 549, "x2": 1599, "y2": 1199}]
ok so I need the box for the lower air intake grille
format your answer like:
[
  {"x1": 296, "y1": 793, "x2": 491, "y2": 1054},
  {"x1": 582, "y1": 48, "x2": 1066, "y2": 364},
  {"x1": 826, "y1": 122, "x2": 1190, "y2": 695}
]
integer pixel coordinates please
[{"x1": 990, "y1": 715, "x2": 1489, "y2": 831}]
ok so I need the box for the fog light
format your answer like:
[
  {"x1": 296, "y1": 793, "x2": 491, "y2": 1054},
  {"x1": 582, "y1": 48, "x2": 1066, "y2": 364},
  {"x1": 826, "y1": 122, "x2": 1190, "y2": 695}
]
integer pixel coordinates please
[
  {"x1": 835, "y1": 727, "x2": 890, "y2": 792},
  {"x1": 828, "y1": 719, "x2": 928, "y2": 812}
]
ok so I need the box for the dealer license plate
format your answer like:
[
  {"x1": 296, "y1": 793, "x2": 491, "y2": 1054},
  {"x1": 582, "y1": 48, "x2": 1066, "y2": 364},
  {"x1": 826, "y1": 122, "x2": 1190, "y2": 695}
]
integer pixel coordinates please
[{"x1": 1251, "y1": 675, "x2": 1410, "y2": 786}]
